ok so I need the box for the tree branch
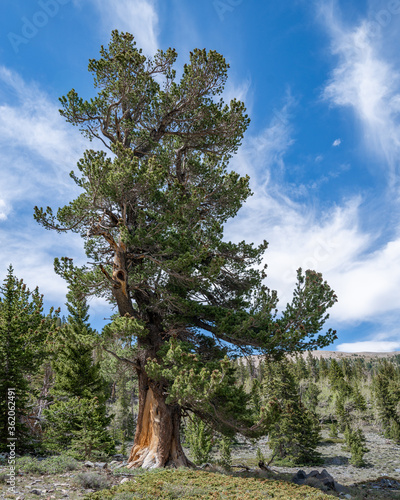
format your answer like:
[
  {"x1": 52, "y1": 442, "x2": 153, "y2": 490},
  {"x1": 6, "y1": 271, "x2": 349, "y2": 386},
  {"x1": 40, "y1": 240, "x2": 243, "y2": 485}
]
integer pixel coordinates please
[{"x1": 102, "y1": 346, "x2": 140, "y2": 369}]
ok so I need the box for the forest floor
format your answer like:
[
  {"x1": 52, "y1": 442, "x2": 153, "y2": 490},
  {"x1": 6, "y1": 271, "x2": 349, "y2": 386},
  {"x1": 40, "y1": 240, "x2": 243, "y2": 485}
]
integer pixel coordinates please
[
  {"x1": 1, "y1": 426, "x2": 400, "y2": 499},
  {"x1": 233, "y1": 426, "x2": 400, "y2": 486}
]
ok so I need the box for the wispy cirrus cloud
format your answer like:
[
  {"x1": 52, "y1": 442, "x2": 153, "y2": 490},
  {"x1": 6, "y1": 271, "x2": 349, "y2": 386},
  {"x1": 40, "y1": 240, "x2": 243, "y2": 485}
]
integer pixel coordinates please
[
  {"x1": 0, "y1": 66, "x2": 91, "y2": 313},
  {"x1": 320, "y1": 1, "x2": 400, "y2": 183},
  {"x1": 0, "y1": 65, "x2": 86, "y2": 213},
  {"x1": 225, "y1": 94, "x2": 400, "y2": 350},
  {"x1": 87, "y1": 0, "x2": 159, "y2": 56}
]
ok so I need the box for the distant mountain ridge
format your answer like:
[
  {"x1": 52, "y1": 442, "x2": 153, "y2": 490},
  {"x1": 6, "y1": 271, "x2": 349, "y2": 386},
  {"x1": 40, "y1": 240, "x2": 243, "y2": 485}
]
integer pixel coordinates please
[
  {"x1": 298, "y1": 350, "x2": 400, "y2": 360},
  {"x1": 240, "y1": 350, "x2": 400, "y2": 368}
]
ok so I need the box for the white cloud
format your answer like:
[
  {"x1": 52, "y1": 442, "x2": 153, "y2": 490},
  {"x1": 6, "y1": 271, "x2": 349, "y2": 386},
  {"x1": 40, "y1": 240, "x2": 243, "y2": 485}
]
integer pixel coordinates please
[
  {"x1": 336, "y1": 341, "x2": 400, "y2": 352},
  {"x1": 0, "y1": 67, "x2": 91, "y2": 317},
  {"x1": 331, "y1": 237, "x2": 400, "y2": 322},
  {"x1": 223, "y1": 78, "x2": 252, "y2": 110},
  {"x1": 0, "y1": 226, "x2": 80, "y2": 305},
  {"x1": 0, "y1": 199, "x2": 11, "y2": 220},
  {"x1": 332, "y1": 138, "x2": 341, "y2": 146},
  {"x1": 0, "y1": 221, "x2": 114, "y2": 328},
  {"x1": 0, "y1": 66, "x2": 86, "y2": 209},
  {"x1": 0, "y1": 66, "x2": 117, "y2": 329},
  {"x1": 88, "y1": 0, "x2": 159, "y2": 56},
  {"x1": 320, "y1": 2, "x2": 400, "y2": 182},
  {"x1": 225, "y1": 96, "x2": 400, "y2": 331}
]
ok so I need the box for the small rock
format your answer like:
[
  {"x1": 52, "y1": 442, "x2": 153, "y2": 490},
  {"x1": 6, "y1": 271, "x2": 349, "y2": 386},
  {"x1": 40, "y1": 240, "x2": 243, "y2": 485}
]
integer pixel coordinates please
[
  {"x1": 94, "y1": 462, "x2": 108, "y2": 469},
  {"x1": 292, "y1": 470, "x2": 307, "y2": 484},
  {"x1": 344, "y1": 495, "x2": 352, "y2": 499},
  {"x1": 120, "y1": 477, "x2": 130, "y2": 484},
  {"x1": 84, "y1": 461, "x2": 94, "y2": 468},
  {"x1": 292, "y1": 469, "x2": 335, "y2": 491},
  {"x1": 31, "y1": 489, "x2": 42, "y2": 495}
]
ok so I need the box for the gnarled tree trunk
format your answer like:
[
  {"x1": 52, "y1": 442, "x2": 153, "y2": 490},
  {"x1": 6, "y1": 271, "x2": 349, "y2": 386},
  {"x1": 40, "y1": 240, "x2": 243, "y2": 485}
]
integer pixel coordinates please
[
  {"x1": 127, "y1": 370, "x2": 192, "y2": 468},
  {"x1": 110, "y1": 254, "x2": 193, "y2": 468}
]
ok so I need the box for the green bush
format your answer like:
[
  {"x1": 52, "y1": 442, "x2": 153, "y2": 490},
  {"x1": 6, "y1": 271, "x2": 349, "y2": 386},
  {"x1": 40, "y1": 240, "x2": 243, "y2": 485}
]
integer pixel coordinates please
[
  {"x1": 16, "y1": 455, "x2": 79, "y2": 474},
  {"x1": 74, "y1": 472, "x2": 111, "y2": 490},
  {"x1": 329, "y1": 422, "x2": 338, "y2": 438},
  {"x1": 217, "y1": 435, "x2": 232, "y2": 469},
  {"x1": 185, "y1": 415, "x2": 213, "y2": 465},
  {"x1": 85, "y1": 468, "x2": 330, "y2": 500}
]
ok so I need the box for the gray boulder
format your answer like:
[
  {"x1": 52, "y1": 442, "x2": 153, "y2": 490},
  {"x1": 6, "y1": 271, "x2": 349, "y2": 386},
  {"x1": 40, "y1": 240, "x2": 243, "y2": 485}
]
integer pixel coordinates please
[{"x1": 292, "y1": 468, "x2": 336, "y2": 491}]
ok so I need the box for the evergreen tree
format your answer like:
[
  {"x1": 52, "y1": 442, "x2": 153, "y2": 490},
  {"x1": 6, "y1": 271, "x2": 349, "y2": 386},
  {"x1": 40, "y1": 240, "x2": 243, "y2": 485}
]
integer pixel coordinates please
[
  {"x1": 49, "y1": 289, "x2": 105, "y2": 400},
  {"x1": 373, "y1": 360, "x2": 400, "y2": 442},
  {"x1": 328, "y1": 359, "x2": 344, "y2": 390},
  {"x1": 35, "y1": 30, "x2": 337, "y2": 468},
  {"x1": 44, "y1": 289, "x2": 114, "y2": 458},
  {"x1": 319, "y1": 357, "x2": 329, "y2": 378},
  {"x1": 0, "y1": 266, "x2": 55, "y2": 451},
  {"x1": 329, "y1": 422, "x2": 338, "y2": 438},
  {"x1": 217, "y1": 434, "x2": 233, "y2": 469},
  {"x1": 350, "y1": 383, "x2": 367, "y2": 413},
  {"x1": 300, "y1": 381, "x2": 320, "y2": 412},
  {"x1": 101, "y1": 353, "x2": 137, "y2": 444},
  {"x1": 184, "y1": 415, "x2": 213, "y2": 465},
  {"x1": 306, "y1": 351, "x2": 319, "y2": 382},
  {"x1": 261, "y1": 360, "x2": 321, "y2": 465},
  {"x1": 100, "y1": 317, "x2": 139, "y2": 443},
  {"x1": 293, "y1": 355, "x2": 308, "y2": 380},
  {"x1": 342, "y1": 425, "x2": 369, "y2": 467}
]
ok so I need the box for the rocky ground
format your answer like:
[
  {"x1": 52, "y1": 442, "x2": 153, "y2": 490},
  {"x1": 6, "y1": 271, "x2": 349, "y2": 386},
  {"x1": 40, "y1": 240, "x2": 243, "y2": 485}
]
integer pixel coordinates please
[
  {"x1": 230, "y1": 426, "x2": 400, "y2": 498},
  {"x1": 0, "y1": 458, "x2": 132, "y2": 500},
  {"x1": 1, "y1": 427, "x2": 400, "y2": 499},
  {"x1": 233, "y1": 426, "x2": 400, "y2": 485}
]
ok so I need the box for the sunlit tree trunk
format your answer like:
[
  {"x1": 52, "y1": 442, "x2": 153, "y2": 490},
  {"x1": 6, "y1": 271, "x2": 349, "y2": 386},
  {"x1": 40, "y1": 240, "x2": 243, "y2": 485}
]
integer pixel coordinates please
[{"x1": 127, "y1": 369, "x2": 192, "y2": 468}]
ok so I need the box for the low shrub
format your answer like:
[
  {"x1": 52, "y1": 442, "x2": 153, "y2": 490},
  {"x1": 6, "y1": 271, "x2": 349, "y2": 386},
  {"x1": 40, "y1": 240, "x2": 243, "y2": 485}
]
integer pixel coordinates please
[
  {"x1": 16, "y1": 454, "x2": 79, "y2": 474},
  {"x1": 85, "y1": 468, "x2": 330, "y2": 500},
  {"x1": 74, "y1": 472, "x2": 111, "y2": 490}
]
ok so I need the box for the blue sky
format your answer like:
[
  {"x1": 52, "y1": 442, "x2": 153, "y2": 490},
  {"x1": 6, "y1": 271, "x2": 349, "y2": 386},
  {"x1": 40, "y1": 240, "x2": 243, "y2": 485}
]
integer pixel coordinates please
[{"x1": 1, "y1": 0, "x2": 400, "y2": 352}]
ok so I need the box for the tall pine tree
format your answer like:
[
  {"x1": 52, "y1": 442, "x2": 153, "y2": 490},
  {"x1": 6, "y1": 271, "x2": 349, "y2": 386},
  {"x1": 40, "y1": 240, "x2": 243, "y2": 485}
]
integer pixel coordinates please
[
  {"x1": 44, "y1": 289, "x2": 114, "y2": 458},
  {"x1": 261, "y1": 360, "x2": 321, "y2": 465},
  {"x1": 35, "y1": 31, "x2": 337, "y2": 468},
  {"x1": 0, "y1": 266, "x2": 54, "y2": 451},
  {"x1": 50, "y1": 289, "x2": 105, "y2": 400},
  {"x1": 373, "y1": 360, "x2": 400, "y2": 443}
]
